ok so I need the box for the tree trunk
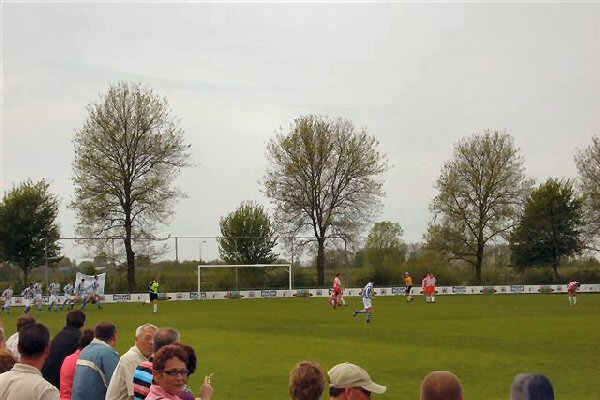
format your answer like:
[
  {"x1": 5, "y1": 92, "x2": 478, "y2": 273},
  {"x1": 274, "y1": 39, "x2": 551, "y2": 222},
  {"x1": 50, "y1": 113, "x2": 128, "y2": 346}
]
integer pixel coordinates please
[
  {"x1": 475, "y1": 240, "x2": 484, "y2": 284},
  {"x1": 22, "y1": 264, "x2": 30, "y2": 286},
  {"x1": 317, "y1": 237, "x2": 326, "y2": 287},
  {"x1": 125, "y1": 218, "x2": 136, "y2": 292}
]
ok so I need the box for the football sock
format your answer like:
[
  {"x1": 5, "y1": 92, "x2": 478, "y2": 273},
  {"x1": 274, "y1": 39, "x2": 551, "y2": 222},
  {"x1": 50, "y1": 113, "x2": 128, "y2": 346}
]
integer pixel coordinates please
[{"x1": 153, "y1": 304, "x2": 158, "y2": 313}]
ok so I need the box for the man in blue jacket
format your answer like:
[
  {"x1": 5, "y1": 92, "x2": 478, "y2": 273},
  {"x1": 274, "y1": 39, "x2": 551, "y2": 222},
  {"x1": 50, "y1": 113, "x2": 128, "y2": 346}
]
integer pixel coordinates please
[{"x1": 72, "y1": 321, "x2": 119, "y2": 400}]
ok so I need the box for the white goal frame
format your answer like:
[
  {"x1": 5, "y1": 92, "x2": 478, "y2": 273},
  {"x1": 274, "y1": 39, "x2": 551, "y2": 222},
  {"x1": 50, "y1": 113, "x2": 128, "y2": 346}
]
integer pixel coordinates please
[{"x1": 197, "y1": 264, "x2": 292, "y2": 298}]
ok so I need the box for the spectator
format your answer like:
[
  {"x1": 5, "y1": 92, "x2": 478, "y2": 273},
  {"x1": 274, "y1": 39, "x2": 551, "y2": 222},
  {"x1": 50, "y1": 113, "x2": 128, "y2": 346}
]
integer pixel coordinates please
[
  {"x1": 71, "y1": 321, "x2": 119, "y2": 400},
  {"x1": 289, "y1": 360, "x2": 325, "y2": 400},
  {"x1": 59, "y1": 329, "x2": 94, "y2": 400},
  {"x1": 178, "y1": 344, "x2": 198, "y2": 400},
  {"x1": 510, "y1": 373, "x2": 554, "y2": 400},
  {"x1": 328, "y1": 362, "x2": 386, "y2": 399},
  {"x1": 42, "y1": 310, "x2": 86, "y2": 388},
  {"x1": 146, "y1": 344, "x2": 212, "y2": 400},
  {"x1": 133, "y1": 327, "x2": 180, "y2": 400},
  {"x1": 0, "y1": 323, "x2": 59, "y2": 399},
  {"x1": 106, "y1": 323, "x2": 158, "y2": 400},
  {"x1": 420, "y1": 371, "x2": 463, "y2": 400},
  {"x1": 5, "y1": 314, "x2": 36, "y2": 361}
]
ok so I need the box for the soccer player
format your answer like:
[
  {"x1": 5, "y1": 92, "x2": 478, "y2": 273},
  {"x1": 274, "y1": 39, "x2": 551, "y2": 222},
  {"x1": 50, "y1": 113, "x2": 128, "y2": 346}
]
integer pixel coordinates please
[
  {"x1": 1, "y1": 284, "x2": 13, "y2": 314},
  {"x1": 353, "y1": 278, "x2": 376, "y2": 323},
  {"x1": 76, "y1": 278, "x2": 89, "y2": 309},
  {"x1": 404, "y1": 272, "x2": 414, "y2": 302},
  {"x1": 63, "y1": 281, "x2": 76, "y2": 310},
  {"x1": 21, "y1": 283, "x2": 35, "y2": 314},
  {"x1": 89, "y1": 275, "x2": 103, "y2": 309},
  {"x1": 567, "y1": 281, "x2": 581, "y2": 306},
  {"x1": 422, "y1": 272, "x2": 436, "y2": 303},
  {"x1": 47, "y1": 279, "x2": 61, "y2": 312},
  {"x1": 329, "y1": 273, "x2": 343, "y2": 309},
  {"x1": 144, "y1": 277, "x2": 160, "y2": 313},
  {"x1": 33, "y1": 281, "x2": 44, "y2": 312}
]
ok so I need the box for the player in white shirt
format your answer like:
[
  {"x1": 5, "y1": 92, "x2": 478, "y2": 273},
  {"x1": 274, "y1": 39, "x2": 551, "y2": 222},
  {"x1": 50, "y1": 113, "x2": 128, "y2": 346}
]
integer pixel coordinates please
[
  {"x1": 1, "y1": 284, "x2": 13, "y2": 314},
  {"x1": 21, "y1": 283, "x2": 35, "y2": 314},
  {"x1": 33, "y1": 281, "x2": 44, "y2": 311},
  {"x1": 88, "y1": 275, "x2": 103, "y2": 309},
  {"x1": 76, "y1": 278, "x2": 89, "y2": 309},
  {"x1": 62, "y1": 281, "x2": 76, "y2": 309},
  {"x1": 47, "y1": 280, "x2": 61, "y2": 312},
  {"x1": 353, "y1": 278, "x2": 376, "y2": 323}
]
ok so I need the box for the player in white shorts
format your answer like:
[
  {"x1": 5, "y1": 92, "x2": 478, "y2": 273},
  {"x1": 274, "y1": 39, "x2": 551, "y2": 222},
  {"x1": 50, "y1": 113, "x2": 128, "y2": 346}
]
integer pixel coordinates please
[
  {"x1": 33, "y1": 281, "x2": 44, "y2": 312},
  {"x1": 1, "y1": 284, "x2": 13, "y2": 314},
  {"x1": 353, "y1": 278, "x2": 376, "y2": 323},
  {"x1": 21, "y1": 283, "x2": 35, "y2": 314},
  {"x1": 47, "y1": 280, "x2": 61, "y2": 312},
  {"x1": 62, "y1": 281, "x2": 76, "y2": 309}
]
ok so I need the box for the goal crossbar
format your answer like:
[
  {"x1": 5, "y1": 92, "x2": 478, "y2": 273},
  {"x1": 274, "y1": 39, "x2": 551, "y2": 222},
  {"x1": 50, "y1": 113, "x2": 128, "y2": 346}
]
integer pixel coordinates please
[{"x1": 197, "y1": 264, "x2": 292, "y2": 297}]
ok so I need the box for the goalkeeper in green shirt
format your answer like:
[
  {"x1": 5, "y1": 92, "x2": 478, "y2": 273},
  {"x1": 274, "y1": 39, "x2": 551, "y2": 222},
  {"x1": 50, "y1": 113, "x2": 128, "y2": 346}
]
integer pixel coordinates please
[{"x1": 146, "y1": 277, "x2": 160, "y2": 313}]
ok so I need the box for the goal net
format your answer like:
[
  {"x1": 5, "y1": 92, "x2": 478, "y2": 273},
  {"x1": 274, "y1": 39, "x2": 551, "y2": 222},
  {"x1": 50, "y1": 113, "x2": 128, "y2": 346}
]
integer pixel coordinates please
[{"x1": 197, "y1": 264, "x2": 292, "y2": 296}]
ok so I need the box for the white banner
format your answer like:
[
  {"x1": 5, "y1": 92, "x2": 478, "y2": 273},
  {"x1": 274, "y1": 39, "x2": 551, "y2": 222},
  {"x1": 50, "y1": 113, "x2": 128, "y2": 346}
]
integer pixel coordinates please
[{"x1": 75, "y1": 272, "x2": 106, "y2": 294}]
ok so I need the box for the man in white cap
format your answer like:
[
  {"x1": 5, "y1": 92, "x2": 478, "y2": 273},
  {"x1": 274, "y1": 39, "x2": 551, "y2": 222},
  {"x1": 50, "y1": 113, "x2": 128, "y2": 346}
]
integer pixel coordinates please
[{"x1": 328, "y1": 362, "x2": 386, "y2": 399}]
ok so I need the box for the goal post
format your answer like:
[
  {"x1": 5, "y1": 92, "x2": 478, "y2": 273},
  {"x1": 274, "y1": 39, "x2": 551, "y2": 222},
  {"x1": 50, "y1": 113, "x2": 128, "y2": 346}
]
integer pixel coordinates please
[{"x1": 197, "y1": 264, "x2": 292, "y2": 298}]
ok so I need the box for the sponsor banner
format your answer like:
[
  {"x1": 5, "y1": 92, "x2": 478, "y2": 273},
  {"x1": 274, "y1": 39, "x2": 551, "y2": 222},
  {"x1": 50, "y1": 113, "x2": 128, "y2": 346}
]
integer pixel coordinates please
[
  {"x1": 113, "y1": 294, "x2": 131, "y2": 302},
  {"x1": 510, "y1": 285, "x2": 525, "y2": 293},
  {"x1": 315, "y1": 289, "x2": 323, "y2": 296},
  {"x1": 294, "y1": 289, "x2": 313, "y2": 297},
  {"x1": 75, "y1": 272, "x2": 106, "y2": 294},
  {"x1": 260, "y1": 289, "x2": 277, "y2": 298},
  {"x1": 189, "y1": 292, "x2": 207, "y2": 300},
  {"x1": 452, "y1": 286, "x2": 466, "y2": 294},
  {"x1": 391, "y1": 287, "x2": 406, "y2": 295},
  {"x1": 481, "y1": 286, "x2": 497, "y2": 294},
  {"x1": 538, "y1": 285, "x2": 554, "y2": 294}
]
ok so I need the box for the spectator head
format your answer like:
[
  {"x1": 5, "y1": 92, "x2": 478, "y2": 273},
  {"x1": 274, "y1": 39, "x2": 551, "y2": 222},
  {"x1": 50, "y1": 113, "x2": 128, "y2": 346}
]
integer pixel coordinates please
[
  {"x1": 95, "y1": 321, "x2": 118, "y2": 347},
  {"x1": 0, "y1": 348, "x2": 16, "y2": 373},
  {"x1": 135, "y1": 323, "x2": 158, "y2": 358},
  {"x1": 420, "y1": 371, "x2": 463, "y2": 400},
  {"x1": 17, "y1": 323, "x2": 50, "y2": 359},
  {"x1": 289, "y1": 360, "x2": 325, "y2": 400},
  {"x1": 510, "y1": 373, "x2": 554, "y2": 400},
  {"x1": 152, "y1": 344, "x2": 189, "y2": 396},
  {"x1": 66, "y1": 310, "x2": 86, "y2": 329},
  {"x1": 328, "y1": 362, "x2": 386, "y2": 399},
  {"x1": 78, "y1": 329, "x2": 94, "y2": 350},
  {"x1": 153, "y1": 327, "x2": 180, "y2": 353},
  {"x1": 16, "y1": 315, "x2": 36, "y2": 332},
  {"x1": 0, "y1": 326, "x2": 5, "y2": 348}
]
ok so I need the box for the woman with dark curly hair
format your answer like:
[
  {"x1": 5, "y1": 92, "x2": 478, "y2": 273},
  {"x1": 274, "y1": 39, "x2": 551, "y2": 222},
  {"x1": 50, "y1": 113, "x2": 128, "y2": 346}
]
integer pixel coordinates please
[{"x1": 289, "y1": 360, "x2": 326, "y2": 400}]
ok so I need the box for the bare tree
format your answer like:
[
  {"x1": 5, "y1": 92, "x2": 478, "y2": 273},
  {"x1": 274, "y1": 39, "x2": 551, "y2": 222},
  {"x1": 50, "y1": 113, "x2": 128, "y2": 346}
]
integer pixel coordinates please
[
  {"x1": 425, "y1": 130, "x2": 533, "y2": 283},
  {"x1": 71, "y1": 82, "x2": 191, "y2": 291},
  {"x1": 265, "y1": 115, "x2": 388, "y2": 286},
  {"x1": 575, "y1": 135, "x2": 600, "y2": 251}
]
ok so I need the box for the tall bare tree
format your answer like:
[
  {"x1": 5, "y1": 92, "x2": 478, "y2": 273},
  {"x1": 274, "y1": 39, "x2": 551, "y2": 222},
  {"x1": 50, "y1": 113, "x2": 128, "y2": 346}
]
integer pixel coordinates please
[
  {"x1": 265, "y1": 115, "x2": 388, "y2": 286},
  {"x1": 425, "y1": 130, "x2": 533, "y2": 283},
  {"x1": 71, "y1": 82, "x2": 191, "y2": 291},
  {"x1": 575, "y1": 135, "x2": 600, "y2": 250}
]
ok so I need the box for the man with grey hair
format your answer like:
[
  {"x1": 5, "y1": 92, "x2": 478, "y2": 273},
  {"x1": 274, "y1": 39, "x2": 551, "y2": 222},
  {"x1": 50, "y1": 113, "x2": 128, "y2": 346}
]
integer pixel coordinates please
[
  {"x1": 106, "y1": 323, "x2": 158, "y2": 400},
  {"x1": 132, "y1": 327, "x2": 180, "y2": 400},
  {"x1": 510, "y1": 373, "x2": 554, "y2": 400}
]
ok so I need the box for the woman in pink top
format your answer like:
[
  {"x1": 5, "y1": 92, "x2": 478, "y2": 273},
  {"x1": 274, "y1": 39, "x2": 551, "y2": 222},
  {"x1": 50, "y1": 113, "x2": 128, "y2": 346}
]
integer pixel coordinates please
[{"x1": 60, "y1": 328, "x2": 93, "y2": 400}]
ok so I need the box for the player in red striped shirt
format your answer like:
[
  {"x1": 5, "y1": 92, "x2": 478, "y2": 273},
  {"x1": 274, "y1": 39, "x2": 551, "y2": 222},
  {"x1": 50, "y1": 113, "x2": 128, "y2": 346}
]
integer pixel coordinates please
[
  {"x1": 329, "y1": 273, "x2": 343, "y2": 309},
  {"x1": 567, "y1": 281, "x2": 581, "y2": 306},
  {"x1": 422, "y1": 273, "x2": 436, "y2": 303}
]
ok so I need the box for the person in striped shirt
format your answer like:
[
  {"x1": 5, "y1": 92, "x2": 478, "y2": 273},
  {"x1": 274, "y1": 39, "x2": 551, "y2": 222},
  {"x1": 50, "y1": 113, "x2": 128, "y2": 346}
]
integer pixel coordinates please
[
  {"x1": 353, "y1": 279, "x2": 376, "y2": 323},
  {"x1": 567, "y1": 281, "x2": 581, "y2": 306},
  {"x1": 1, "y1": 284, "x2": 13, "y2": 314},
  {"x1": 47, "y1": 280, "x2": 61, "y2": 312},
  {"x1": 329, "y1": 274, "x2": 343, "y2": 309},
  {"x1": 63, "y1": 281, "x2": 76, "y2": 310},
  {"x1": 21, "y1": 283, "x2": 36, "y2": 314}
]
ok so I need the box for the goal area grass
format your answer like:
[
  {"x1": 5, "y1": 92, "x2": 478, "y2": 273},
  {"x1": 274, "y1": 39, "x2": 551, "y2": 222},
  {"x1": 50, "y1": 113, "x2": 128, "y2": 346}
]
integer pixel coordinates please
[{"x1": 4, "y1": 293, "x2": 597, "y2": 399}]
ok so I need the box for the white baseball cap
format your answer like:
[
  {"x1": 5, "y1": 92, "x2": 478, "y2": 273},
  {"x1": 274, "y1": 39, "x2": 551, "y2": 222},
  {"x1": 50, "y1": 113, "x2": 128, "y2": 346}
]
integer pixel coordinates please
[{"x1": 328, "y1": 362, "x2": 387, "y2": 394}]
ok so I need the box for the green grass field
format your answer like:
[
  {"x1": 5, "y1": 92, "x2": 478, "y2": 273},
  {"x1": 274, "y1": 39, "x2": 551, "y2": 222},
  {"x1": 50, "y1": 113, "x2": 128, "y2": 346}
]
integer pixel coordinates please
[{"x1": 1, "y1": 294, "x2": 598, "y2": 399}]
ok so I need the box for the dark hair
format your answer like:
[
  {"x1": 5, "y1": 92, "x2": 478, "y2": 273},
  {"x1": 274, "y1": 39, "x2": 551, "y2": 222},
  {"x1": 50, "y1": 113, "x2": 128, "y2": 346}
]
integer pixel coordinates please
[
  {"x1": 153, "y1": 327, "x2": 180, "y2": 352},
  {"x1": 153, "y1": 344, "x2": 189, "y2": 372},
  {"x1": 329, "y1": 387, "x2": 345, "y2": 397},
  {"x1": 17, "y1": 323, "x2": 50, "y2": 358},
  {"x1": 79, "y1": 329, "x2": 95, "y2": 350},
  {"x1": 289, "y1": 360, "x2": 325, "y2": 400},
  {"x1": 16, "y1": 315, "x2": 36, "y2": 332},
  {"x1": 510, "y1": 373, "x2": 554, "y2": 400},
  {"x1": 180, "y1": 344, "x2": 197, "y2": 375},
  {"x1": 66, "y1": 310, "x2": 86, "y2": 329},
  {"x1": 94, "y1": 322, "x2": 117, "y2": 342}
]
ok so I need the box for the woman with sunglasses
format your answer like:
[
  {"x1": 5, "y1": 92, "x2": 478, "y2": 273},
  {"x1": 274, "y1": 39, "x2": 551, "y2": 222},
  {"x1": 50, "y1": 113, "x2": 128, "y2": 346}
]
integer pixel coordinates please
[{"x1": 146, "y1": 344, "x2": 212, "y2": 400}]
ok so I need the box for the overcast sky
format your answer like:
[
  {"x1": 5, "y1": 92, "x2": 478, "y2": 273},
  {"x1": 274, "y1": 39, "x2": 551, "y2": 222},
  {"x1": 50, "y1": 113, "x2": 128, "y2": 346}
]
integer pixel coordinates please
[{"x1": 1, "y1": 2, "x2": 599, "y2": 262}]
